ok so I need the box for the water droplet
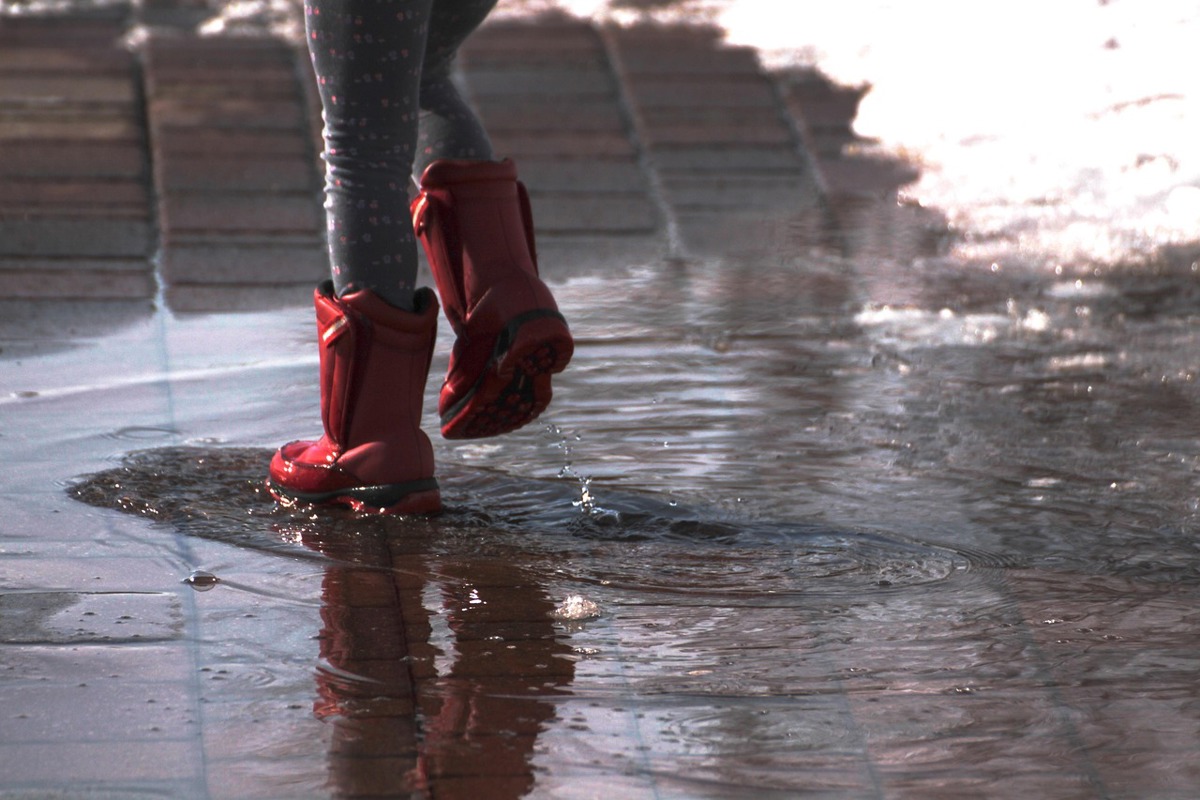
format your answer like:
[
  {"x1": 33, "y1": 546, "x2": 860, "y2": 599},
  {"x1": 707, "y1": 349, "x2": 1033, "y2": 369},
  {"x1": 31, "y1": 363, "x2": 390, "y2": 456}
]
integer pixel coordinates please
[{"x1": 183, "y1": 570, "x2": 220, "y2": 591}]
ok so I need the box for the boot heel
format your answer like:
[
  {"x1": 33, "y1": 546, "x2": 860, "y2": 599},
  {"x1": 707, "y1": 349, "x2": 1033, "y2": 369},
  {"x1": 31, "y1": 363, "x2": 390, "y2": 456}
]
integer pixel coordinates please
[
  {"x1": 496, "y1": 310, "x2": 574, "y2": 378},
  {"x1": 440, "y1": 311, "x2": 574, "y2": 440}
]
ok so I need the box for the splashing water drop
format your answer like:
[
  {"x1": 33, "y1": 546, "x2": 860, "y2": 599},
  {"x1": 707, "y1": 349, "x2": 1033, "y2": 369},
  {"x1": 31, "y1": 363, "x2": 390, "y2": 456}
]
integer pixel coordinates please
[
  {"x1": 573, "y1": 478, "x2": 596, "y2": 513},
  {"x1": 553, "y1": 595, "x2": 601, "y2": 621}
]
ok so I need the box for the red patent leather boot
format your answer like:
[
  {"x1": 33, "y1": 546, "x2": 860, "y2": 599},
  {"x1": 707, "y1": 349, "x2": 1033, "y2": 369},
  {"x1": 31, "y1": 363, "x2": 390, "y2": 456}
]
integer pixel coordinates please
[
  {"x1": 411, "y1": 159, "x2": 573, "y2": 439},
  {"x1": 268, "y1": 281, "x2": 442, "y2": 515}
]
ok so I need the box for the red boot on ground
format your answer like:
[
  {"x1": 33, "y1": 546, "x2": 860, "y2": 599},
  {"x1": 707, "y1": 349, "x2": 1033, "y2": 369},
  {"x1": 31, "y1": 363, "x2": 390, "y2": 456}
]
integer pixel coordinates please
[
  {"x1": 412, "y1": 159, "x2": 574, "y2": 440},
  {"x1": 268, "y1": 281, "x2": 442, "y2": 515}
]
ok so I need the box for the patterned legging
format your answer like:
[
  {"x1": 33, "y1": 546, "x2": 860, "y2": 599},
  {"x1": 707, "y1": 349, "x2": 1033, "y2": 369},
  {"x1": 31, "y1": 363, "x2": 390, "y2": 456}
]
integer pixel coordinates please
[{"x1": 306, "y1": 0, "x2": 498, "y2": 308}]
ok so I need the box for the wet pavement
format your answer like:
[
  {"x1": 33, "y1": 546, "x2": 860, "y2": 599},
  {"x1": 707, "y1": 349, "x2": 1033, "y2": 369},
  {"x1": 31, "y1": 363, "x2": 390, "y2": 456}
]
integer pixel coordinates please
[{"x1": 3, "y1": 2, "x2": 1200, "y2": 798}]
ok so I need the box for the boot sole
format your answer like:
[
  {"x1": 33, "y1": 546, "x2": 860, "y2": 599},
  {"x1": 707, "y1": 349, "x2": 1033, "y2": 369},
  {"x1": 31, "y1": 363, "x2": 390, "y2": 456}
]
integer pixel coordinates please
[
  {"x1": 441, "y1": 310, "x2": 573, "y2": 440},
  {"x1": 267, "y1": 478, "x2": 442, "y2": 515}
]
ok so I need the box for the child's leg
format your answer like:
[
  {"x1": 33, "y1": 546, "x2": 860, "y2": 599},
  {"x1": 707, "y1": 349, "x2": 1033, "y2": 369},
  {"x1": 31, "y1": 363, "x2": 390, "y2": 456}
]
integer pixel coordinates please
[
  {"x1": 305, "y1": 0, "x2": 434, "y2": 309},
  {"x1": 415, "y1": 0, "x2": 499, "y2": 175}
]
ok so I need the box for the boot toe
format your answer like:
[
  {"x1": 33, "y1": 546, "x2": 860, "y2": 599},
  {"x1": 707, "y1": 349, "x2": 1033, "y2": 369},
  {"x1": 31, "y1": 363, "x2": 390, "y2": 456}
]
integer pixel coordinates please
[{"x1": 268, "y1": 438, "x2": 351, "y2": 497}]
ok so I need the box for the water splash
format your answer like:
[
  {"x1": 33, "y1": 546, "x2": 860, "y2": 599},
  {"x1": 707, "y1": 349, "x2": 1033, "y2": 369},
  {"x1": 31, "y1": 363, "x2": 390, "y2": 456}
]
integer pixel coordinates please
[{"x1": 553, "y1": 594, "x2": 602, "y2": 621}]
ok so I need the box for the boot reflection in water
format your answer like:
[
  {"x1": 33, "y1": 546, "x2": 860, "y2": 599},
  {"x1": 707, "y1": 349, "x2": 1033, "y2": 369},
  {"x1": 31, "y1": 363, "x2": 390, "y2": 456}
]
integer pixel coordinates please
[
  {"x1": 268, "y1": 0, "x2": 573, "y2": 514},
  {"x1": 305, "y1": 526, "x2": 574, "y2": 798}
]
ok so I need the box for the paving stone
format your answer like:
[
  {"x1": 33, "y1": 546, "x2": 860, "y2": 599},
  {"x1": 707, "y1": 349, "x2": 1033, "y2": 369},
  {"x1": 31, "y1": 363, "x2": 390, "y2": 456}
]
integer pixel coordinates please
[
  {"x1": 148, "y1": 96, "x2": 308, "y2": 130},
  {"x1": 142, "y1": 35, "x2": 296, "y2": 63},
  {"x1": 518, "y1": 158, "x2": 647, "y2": 193},
  {"x1": 819, "y1": 155, "x2": 920, "y2": 198},
  {"x1": 530, "y1": 193, "x2": 659, "y2": 235},
  {"x1": 489, "y1": 131, "x2": 635, "y2": 158},
  {"x1": 640, "y1": 122, "x2": 793, "y2": 147},
  {"x1": 0, "y1": 75, "x2": 136, "y2": 105},
  {"x1": 164, "y1": 230, "x2": 322, "y2": 249},
  {"x1": 0, "y1": 591, "x2": 183, "y2": 644},
  {"x1": 674, "y1": 209, "x2": 824, "y2": 256},
  {"x1": 0, "y1": 47, "x2": 134, "y2": 73},
  {"x1": 0, "y1": 643, "x2": 195, "y2": 686},
  {"x1": 605, "y1": 23, "x2": 725, "y2": 49},
  {"x1": 616, "y1": 44, "x2": 761, "y2": 76},
  {"x1": 0, "y1": 142, "x2": 145, "y2": 179},
  {"x1": 660, "y1": 174, "x2": 821, "y2": 209},
  {"x1": 153, "y1": 128, "x2": 312, "y2": 158},
  {"x1": 5, "y1": 268, "x2": 155, "y2": 300},
  {"x1": 1, "y1": 680, "x2": 197, "y2": 741},
  {"x1": 470, "y1": 102, "x2": 627, "y2": 133},
  {"x1": 163, "y1": 243, "x2": 327, "y2": 285},
  {"x1": 0, "y1": 219, "x2": 150, "y2": 258},
  {"x1": 0, "y1": 741, "x2": 202, "y2": 786},
  {"x1": 466, "y1": 68, "x2": 615, "y2": 97},
  {"x1": 638, "y1": 103, "x2": 782, "y2": 127},
  {"x1": 145, "y1": 77, "x2": 304, "y2": 106},
  {"x1": 466, "y1": 21, "x2": 600, "y2": 51},
  {"x1": 0, "y1": 256, "x2": 148, "y2": 273},
  {"x1": 461, "y1": 46, "x2": 606, "y2": 71},
  {"x1": 160, "y1": 192, "x2": 321, "y2": 235},
  {"x1": 0, "y1": 17, "x2": 130, "y2": 45},
  {"x1": 0, "y1": 115, "x2": 141, "y2": 142},
  {"x1": 535, "y1": 235, "x2": 666, "y2": 275},
  {"x1": 621, "y1": 77, "x2": 779, "y2": 108},
  {"x1": 652, "y1": 146, "x2": 808, "y2": 173},
  {"x1": 147, "y1": 62, "x2": 299, "y2": 87},
  {"x1": 156, "y1": 155, "x2": 316, "y2": 193},
  {"x1": 0, "y1": 179, "x2": 147, "y2": 213},
  {"x1": 165, "y1": 283, "x2": 315, "y2": 313}
]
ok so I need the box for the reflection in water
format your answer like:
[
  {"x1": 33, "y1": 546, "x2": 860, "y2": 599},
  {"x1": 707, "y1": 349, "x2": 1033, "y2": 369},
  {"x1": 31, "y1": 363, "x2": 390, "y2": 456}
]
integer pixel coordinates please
[
  {"x1": 304, "y1": 528, "x2": 573, "y2": 799},
  {"x1": 73, "y1": 448, "x2": 577, "y2": 798},
  {"x1": 72, "y1": 446, "x2": 1063, "y2": 796}
]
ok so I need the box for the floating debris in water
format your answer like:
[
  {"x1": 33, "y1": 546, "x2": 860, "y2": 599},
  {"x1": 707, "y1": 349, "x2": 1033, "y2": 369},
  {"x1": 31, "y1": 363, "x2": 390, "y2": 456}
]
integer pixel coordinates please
[
  {"x1": 183, "y1": 570, "x2": 221, "y2": 591},
  {"x1": 553, "y1": 595, "x2": 601, "y2": 621}
]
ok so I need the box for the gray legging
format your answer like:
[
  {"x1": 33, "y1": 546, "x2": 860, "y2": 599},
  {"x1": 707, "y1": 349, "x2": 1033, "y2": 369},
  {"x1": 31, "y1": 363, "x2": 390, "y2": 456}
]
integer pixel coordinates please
[{"x1": 305, "y1": 0, "x2": 498, "y2": 309}]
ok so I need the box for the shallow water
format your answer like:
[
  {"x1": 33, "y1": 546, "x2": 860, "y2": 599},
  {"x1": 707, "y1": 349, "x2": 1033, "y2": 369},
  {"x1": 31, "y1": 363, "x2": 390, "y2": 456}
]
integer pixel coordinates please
[{"x1": 39, "y1": 235, "x2": 1200, "y2": 797}]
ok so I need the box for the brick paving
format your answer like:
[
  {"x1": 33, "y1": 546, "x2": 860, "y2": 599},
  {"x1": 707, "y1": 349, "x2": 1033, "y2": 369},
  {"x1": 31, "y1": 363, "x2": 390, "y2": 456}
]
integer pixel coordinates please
[
  {"x1": 0, "y1": 13, "x2": 154, "y2": 305},
  {"x1": 0, "y1": 3, "x2": 897, "y2": 321}
]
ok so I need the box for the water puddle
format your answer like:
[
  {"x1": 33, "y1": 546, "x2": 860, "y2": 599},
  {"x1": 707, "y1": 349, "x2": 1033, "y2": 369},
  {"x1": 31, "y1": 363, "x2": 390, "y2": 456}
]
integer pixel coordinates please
[
  {"x1": 70, "y1": 445, "x2": 987, "y2": 597},
  {"x1": 66, "y1": 444, "x2": 1010, "y2": 797}
]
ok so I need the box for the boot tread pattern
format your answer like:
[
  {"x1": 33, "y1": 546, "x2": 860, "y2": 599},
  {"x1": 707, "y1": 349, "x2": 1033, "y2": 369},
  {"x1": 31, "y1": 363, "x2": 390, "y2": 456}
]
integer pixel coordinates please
[{"x1": 442, "y1": 313, "x2": 573, "y2": 439}]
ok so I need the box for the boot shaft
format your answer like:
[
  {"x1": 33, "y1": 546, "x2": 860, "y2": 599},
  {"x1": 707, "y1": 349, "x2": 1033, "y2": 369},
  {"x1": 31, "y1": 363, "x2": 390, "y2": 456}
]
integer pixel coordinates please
[
  {"x1": 412, "y1": 159, "x2": 541, "y2": 331},
  {"x1": 313, "y1": 281, "x2": 439, "y2": 455}
]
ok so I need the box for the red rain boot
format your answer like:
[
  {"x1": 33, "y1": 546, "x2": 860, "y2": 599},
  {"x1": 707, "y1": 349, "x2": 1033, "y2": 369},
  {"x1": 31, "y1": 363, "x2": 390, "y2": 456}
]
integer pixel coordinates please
[
  {"x1": 268, "y1": 281, "x2": 442, "y2": 515},
  {"x1": 411, "y1": 159, "x2": 573, "y2": 440}
]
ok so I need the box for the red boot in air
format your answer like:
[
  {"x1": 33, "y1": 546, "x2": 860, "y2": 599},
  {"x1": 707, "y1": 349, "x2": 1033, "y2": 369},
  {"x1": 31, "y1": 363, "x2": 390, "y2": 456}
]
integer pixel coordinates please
[
  {"x1": 268, "y1": 281, "x2": 442, "y2": 515},
  {"x1": 412, "y1": 159, "x2": 573, "y2": 440}
]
